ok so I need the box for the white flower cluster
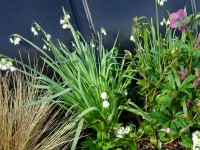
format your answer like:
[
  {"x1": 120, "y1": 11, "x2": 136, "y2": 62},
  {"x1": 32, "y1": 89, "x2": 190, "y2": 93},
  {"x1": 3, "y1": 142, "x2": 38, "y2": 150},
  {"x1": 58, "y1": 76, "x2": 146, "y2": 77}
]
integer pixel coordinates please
[
  {"x1": 60, "y1": 14, "x2": 70, "y2": 29},
  {"x1": 157, "y1": 0, "x2": 167, "y2": 6},
  {"x1": 10, "y1": 37, "x2": 21, "y2": 45},
  {"x1": 0, "y1": 58, "x2": 16, "y2": 72},
  {"x1": 116, "y1": 126, "x2": 131, "y2": 138},
  {"x1": 192, "y1": 131, "x2": 200, "y2": 150},
  {"x1": 100, "y1": 92, "x2": 110, "y2": 108},
  {"x1": 160, "y1": 18, "x2": 170, "y2": 26},
  {"x1": 31, "y1": 26, "x2": 39, "y2": 36}
]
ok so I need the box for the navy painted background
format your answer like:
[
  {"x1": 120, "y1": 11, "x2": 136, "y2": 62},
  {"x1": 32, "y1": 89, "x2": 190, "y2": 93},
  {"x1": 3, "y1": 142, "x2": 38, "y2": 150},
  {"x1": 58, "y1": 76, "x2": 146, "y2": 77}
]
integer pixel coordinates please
[{"x1": 0, "y1": 0, "x2": 196, "y2": 63}]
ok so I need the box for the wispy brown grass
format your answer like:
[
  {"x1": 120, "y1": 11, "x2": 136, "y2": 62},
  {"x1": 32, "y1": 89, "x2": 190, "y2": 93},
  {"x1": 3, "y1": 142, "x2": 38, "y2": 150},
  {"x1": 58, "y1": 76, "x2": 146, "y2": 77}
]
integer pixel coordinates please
[{"x1": 0, "y1": 71, "x2": 75, "y2": 150}]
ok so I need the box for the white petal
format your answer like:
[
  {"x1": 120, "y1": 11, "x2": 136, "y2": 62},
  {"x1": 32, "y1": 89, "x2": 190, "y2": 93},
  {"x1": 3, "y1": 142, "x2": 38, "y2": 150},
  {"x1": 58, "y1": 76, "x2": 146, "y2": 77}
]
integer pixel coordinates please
[
  {"x1": 43, "y1": 45, "x2": 47, "y2": 50},
  {"x1": 33, "y1": 31, "x2": 38, "y2": 36},
  {"x1": 31, "y1": 27, "x2": 36, "y2": 32},
  {"x1": 67, "y1": 14, "x2": 70, "y2": 19},
  {"x1": 91, "y1": 43, "x2": 95, "y2": 48},
  {"x1": 60, "y1": 19, "x2": 65, "y2": 25},
  {"x1": 100, "y1": 92, "x2": 108, "y2": 100},
  {"x1": 160, "y1": 21, "x2": 164, "y2": 26},
  {"x1": 10, "y1": 38, "x2": 14, "y2": 43},
  {"x1": 103, "y1": 100, "x2": 110, "y2": 108},
  {"x1": 15, "y1": 37, "x2": 21, "y2": 42},
  {"x1": 62, "y1": 24, "x2": 69, "y2": 29}
]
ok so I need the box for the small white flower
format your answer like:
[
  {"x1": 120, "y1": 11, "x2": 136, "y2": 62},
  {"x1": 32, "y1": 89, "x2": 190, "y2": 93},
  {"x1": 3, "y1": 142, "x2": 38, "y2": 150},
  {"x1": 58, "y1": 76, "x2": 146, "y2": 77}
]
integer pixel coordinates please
[
  {"x1": 124, "y1": 126, "x2": 131, "y2": 134},
  {"x1": 91, "y1": 43, "x2": 95, "y2": 48},
  {"x1": 10, "y1": 38, "x2": 14, "y2": 43},
  {"x1": 13, "y1": 37, "x2": 21, "y2": 45},
  {"x1": 62, "y1": 24, "x2": 69, "y2": 29},
  {"x1": 60, "y1": 19, "x2": 65, "y2": 25},
  {"x1": 159, "y1": 1, "x2": 164, "y2": 6},
  {"x1": 10, "y1": 66, "x2": 16, "y2": 72},
  {"x1": 43, "y1": 45, "x2": 47, "y2": 50},
  {"x1": 117, "y1": 126, "x2": 125, "y2": 135},
  {"x1": 72, "y1": 42, "x2": 76, "y2": 47},
  {"x1": 0, "y1": 64, "x2": 3, "y2": 69},
  {"x1": 100, "y1": 92, "x2": 108, "y2": 100},
  {"x1": 101, "y1": 28, "x2": 107, "y2": 35},
  {"x1": 33, "y1": 31, "x2": 38, "y2": 36},
  {"x1": 1, "y1": 58, "x2": 7, "y2": 63},
  {"x1": 103, "y1": 100, "x2": 110, "y2": 108},
  {"x1": 46, "y1": 34, "x2": 51, "y2": 41},
  {"x1": 31, "y1": 27, "x2": 36, "y2": 33},
  {"x1": 1, "y1": 65, "x2": 8, "y2": 70},
  {"x1": 130, "y1": 35, "x2": 135, "y2": 42},
  {"x1": 160, "y1": 21, "x2": 164, "y2": 26},
  {"x1": 166, "y1": 20, "x2": 170, "y2": 25},
  {"x1": 67, "y1": 14, "x2": 70, "y2": 19}
]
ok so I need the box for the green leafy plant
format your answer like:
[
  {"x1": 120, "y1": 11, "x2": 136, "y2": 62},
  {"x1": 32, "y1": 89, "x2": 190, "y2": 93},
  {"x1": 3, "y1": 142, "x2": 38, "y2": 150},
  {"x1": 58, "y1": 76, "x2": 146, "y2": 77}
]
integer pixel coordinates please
[
  {"x1": 9, "y1": 8, "x2": 136, "y2": 149},
  {"x1": 127, "y1": 1, "x2": 200, "y2": 149}
]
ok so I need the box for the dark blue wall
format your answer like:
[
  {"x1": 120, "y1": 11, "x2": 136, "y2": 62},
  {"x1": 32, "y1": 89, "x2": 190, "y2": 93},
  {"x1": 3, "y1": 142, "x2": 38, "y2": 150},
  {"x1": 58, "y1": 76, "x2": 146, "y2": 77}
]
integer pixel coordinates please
[{"x1": 0, "y1": 0, "x2": 196, "y2": 63}]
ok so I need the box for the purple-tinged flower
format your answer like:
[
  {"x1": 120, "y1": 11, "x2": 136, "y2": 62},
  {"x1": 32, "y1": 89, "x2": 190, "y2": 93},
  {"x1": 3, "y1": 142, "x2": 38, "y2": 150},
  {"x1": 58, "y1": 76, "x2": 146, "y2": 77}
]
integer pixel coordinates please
[
  {"x1": 186, "y1": 100, "x2": 191, "y2": 107},
  {"x1": 169, "y1": 9, "x2": 187, "y2": 31},
  {"x1": 179, "y1": 67, "x2": 189, "y2": 81},
  {"x1": 194, "y1": 68, "x2": 200, "y2": 88},
  {"x1": 194, "y1": 33, "x2": 200, "y2": 49},
  {"x1": 195, "y1": 68, "x2": 200, "y2": 78},
  {"x1": 193, "y1": 78, "x2": 200, "y2": 88}
]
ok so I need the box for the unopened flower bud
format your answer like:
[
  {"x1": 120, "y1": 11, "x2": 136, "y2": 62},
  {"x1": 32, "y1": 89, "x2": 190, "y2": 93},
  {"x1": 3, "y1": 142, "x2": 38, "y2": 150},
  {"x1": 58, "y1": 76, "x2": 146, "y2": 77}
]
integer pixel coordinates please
[{"x1": 166, "y1": 128, "x2": 172, "y2": 134}]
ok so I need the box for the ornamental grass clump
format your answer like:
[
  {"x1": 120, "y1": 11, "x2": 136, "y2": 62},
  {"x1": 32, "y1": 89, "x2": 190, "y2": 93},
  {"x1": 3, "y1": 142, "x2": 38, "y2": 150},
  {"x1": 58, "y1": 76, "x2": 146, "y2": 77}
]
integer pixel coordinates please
[
  {"x1": 0, "y1": 69, "x2": 76, "y2": 150},
  {"x1": 9, "y1": 8, "x2": 135, "y2": 149},
  {"x1": 127, "y1": 1, "x2": 200, "y2": 149}
]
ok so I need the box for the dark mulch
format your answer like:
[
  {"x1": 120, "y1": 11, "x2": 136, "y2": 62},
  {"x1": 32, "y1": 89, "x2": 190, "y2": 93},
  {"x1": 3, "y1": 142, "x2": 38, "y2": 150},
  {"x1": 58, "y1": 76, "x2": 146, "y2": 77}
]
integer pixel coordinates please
[{"x1": 137, "y1": 140, "x2": 189, "y2": 150}]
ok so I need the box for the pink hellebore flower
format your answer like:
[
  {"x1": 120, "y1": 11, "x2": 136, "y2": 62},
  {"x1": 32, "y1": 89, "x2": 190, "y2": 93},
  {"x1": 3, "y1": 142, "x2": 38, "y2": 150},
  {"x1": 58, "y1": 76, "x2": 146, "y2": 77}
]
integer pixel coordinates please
[{"x1": 169, "y1": 9, "x2": 187, "y2": 31}]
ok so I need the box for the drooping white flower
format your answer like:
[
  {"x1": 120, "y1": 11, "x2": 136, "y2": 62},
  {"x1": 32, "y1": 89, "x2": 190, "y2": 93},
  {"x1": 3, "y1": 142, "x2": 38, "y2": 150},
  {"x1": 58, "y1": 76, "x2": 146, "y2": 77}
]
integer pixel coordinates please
[
  {"x1": 101, "y1": 28, "x2": 107, "y2": 35},
  {"x1": 62, "y1": 24, "x2": 69, "y2": 29},
  {"x1": 166, "y1": 20, "x2": 170, "y2": 25},
  {"x1": 160, "y1": 21, "x2": 164, "y2": 26},
  {"x1": 130, "y1": 35, "x2": 135, "y2": 42},
  {"x1": 100, "y1": 92, "x2": 108, "y2": 100},
  {"x1": 124, "y1": 126, "x2": 131, "y2": 134},
  {"x1": 103, "y1": 100, "x2": 110, "y2": 108},
  {"x1": 157, "y1": 0, "x2": 167, "y2": 6},
  {"x1": 67, "y1": 14, "x2": 70, "y2": 19},
  {"x1": 91, "y1": 43, "x2": 95, "y2": 48},
  {"x1": 0, "y1": 63, "x2": 3, "y2": 69},
  {"x1": 31, "y1": 27, "x2": 38, "y2": 36},
  {"x1": 10, "y1": 66, "x2": 16, "y2": 72},
  {"x1": 117, "y1": 126, "x2": 125, "y2": 135},
  {"x1": 13, "y1": 37, "x2": 21, "y2": 45},
  {"x1": 46, "y1": 34, "x2": 51, "y2": 41},
  {"x1": 31, "y1": 27, "x2": 36, "y2": 32},
  {"x1": 60, "y1": 19, "x2": 65, "y2": 25},
  {"x1": 43, "y1": 45, "x2": 47, "y2": 50}
]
